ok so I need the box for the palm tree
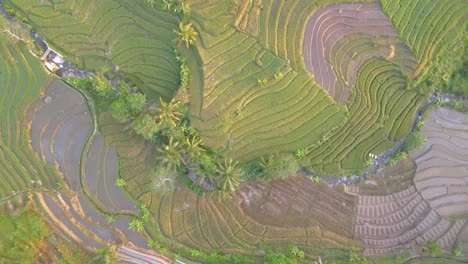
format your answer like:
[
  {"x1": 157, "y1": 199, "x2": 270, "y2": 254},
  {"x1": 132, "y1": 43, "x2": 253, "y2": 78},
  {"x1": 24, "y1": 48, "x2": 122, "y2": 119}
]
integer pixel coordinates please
[
  {"x1": 144, "y1": 0, "x2": 155, "y2": 8},
  {"x1": 258, "y1": 154, "x2": 277, "y2": 179},
  {"x1": 157, "y1": 98, "x2": 181, "y2": 129},
  {"x1": 91, "y1": 246, "x2": 117, "y2": 264},
  {"x1": 162, "y1": 0, "x2": 173, "y2": 11},
  {"x1": 175, "y1": 22, "x2": 198, "y2": 48},
  {"x1": 177, "y1": 2, "x2": 191, "y2": 15},
  {"x1": 128, "y1": 218, "x2": 144, "y2": 232},
  {"x1": 216, "y1": 158, "x2": 243, "y2": 192},
  {"x1": 156, "y1": 136, "x2": 185, "y2": 172},
  {"x1": 184, "y1": 136, "x2": 205, "y2": 159}
]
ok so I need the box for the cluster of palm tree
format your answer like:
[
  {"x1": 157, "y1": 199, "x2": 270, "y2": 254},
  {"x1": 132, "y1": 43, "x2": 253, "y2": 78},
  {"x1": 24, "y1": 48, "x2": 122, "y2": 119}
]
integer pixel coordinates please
[
  {"x1": 156, "y1": 134, "x2": 244, "y2": 194},
  {"x1": 149, "y1": 98, "x2": 242, "y2": 192}
]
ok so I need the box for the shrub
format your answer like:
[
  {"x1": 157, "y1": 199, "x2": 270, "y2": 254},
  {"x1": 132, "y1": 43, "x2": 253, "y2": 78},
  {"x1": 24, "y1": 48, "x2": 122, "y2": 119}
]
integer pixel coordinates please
[
  {"x1": 66, "y1": 77, "x2": 93, "y2": 90},
  {"x1": 105, "y1": 215, "x2": 115, "y2": 223},
  {"x1": 389, "y1": 152, "x2": 408, "y2": 166},
  {"x1": 116, "y1": 178, "x2": 126, "y2": 188},
  {"x1": 294, "y1": 148, "x2": 307, "y2": 159},
  {"x1": 264, "y1": 253, "x2": 295, "y2": 264},
  {"x1": 310, "y1": 176, "x2": 320, "y2": 183},
  {"x1": 289, "y1": 246, "x2": 304, "y2": 259},
  {"x1": 454, "y1": 247, "x2": 463, "y2": 257},
  {"x1": 348, "y1": 251, "x2": 367, "y2": 263},
  {"x1": 183, "y1": 177, "x2": 204, "y2": 195},
  {"x1": 257, "y1": 78, "x2": 267, "y2": 86},
  {"x1": 451, "y1": 100, "x2": 463, "y2": 111},
  {"x1": 91, "y1": 75, "x2": 113, "y2": 98},
  {"x1": 258, "y1": 154, "x2": 299, "y2": 181},
  {"x1": 403, "y1": 132, "x2": 427, "y2": 152},
  {"x1": 423, "y1": 241, "x2": 442, "y2": 256},
  {"x1": 110, "y1": 98, "x2": 131, "y2": 122},
  {"x1": 190, "y1": 249, "x2": 204, "y2": 257}
]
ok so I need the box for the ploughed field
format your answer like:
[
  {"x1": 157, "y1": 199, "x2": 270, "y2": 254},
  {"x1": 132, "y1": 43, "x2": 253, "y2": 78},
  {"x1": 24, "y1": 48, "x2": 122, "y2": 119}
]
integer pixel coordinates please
[
  {"x1": 352, "y1": 108, "x2": 468, "y2": 256},
  {"x1": 410, "y1": 107, "x2": 468, "y2": 218}
]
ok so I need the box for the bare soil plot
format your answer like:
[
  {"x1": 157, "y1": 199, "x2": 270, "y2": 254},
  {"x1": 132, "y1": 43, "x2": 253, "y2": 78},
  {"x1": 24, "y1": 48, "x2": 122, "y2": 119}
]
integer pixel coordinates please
[
  {"x1": 411, "y1": 107, "x2": 468, "y2": 218},
  {"x1": 239, "y1": 176, "x2": 355, "y2": 237},
  {"x1": 143, "y1": 180, "x2": 360, "y2": 259},
  {"x1": 358, "y1": 159, "x2": 416, "y2": 196},
  {"x1": 353, "y1": 186, "x2": 466, "y2": 256},
  {"x1": 26, "y1": 79, "x2": 91, "y2": 191},
  {"x1": 303, "y1": 3, "x2": 411, "y2": 104}
]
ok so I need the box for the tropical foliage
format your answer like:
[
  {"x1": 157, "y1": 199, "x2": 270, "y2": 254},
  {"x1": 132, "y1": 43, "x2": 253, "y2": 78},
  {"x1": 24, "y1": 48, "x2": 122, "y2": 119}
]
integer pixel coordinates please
[
  {"x1": 0, "y1": 209, "x2": 50, "y2": 263},
  {"x1": 175, "y1": 22, "x2": 198, "y2": 48}
]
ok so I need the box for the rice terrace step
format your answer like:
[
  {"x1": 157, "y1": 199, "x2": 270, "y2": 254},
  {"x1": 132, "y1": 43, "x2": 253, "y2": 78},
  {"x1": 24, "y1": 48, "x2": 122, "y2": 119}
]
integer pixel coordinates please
[{"x1": 0, "y1": 0, "x2": 466, "y2": 263}]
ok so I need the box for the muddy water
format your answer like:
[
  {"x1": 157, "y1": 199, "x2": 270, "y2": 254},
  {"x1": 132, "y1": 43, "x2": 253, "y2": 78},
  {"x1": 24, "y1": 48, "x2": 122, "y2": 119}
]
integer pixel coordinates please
[
  {"x1": 27, "y1": 79, "x2": 149, "y2": 250},
  {"x1": 27, "y1": 79, "x2": 91, "y2": 191}
]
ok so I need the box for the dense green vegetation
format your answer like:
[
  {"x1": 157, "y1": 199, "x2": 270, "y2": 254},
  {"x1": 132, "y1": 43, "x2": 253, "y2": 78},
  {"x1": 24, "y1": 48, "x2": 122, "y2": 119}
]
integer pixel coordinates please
[
  {"x1": 0, "y1": 208, "x2": 50, "y2": 262},
  {"x1": 0, "y1": 205, "x2": 91, "y2": 264}
]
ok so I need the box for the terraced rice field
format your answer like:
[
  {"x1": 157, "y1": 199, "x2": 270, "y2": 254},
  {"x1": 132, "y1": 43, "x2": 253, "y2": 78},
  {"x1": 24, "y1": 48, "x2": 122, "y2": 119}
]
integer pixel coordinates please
[
  {"x1": 307, "y1": 58, "x2": 424, "y2": 175},
  {"x1": 380, "y1": 0, "x2": 468, "y2": 78},
  {"x1": 98, "y1": 112, "x2": 158, "y2": 200},
  {"x1": 31, "y1": 190, "x2": 170, "y2": 263},
  {"x1": 7, "y1": 0, "x2": 180, "y2": 99},
  {"x1": 23, "y1": 79, "x2": 167, "y2": 261},
  {"x1": 0, "y1": 40, "x2": 62, "y2": 199},
  {"x1": 186, "y1": 1, "x2": 427, "y2": 175},
  {"x1": 352, "y1": 107, "x2": 468, "y2": 256},
  {"x1": 83, "y1": 135, "x2": 136, "y2": 213},
  {"x1": 239, "y1": 177, "x2": 355, "y2": 233},
  {"x1": 26, "y1": 79, "x2": 91, "y2": 191},
  {"x1": 353, "y1": 186, "x2": 466, "y2": 256},
  {"x1": 410, "y1": 107, "x2": 468, "y2": 218},
  {"x1": 188, "y1": 0, "x2": 347, "y2": 161},
  {"x1": 95, "y1": 112, "x2": 359, "y2": 259},
  {"x1": 303, "y1": 3, "x2": 417, "y2": 104},
  {"x1": 151, "y1": 179, "x2": 360, "y2": 257},
  {"x1": 2, "y1": 0, "x2": 467, "y2": 261}
]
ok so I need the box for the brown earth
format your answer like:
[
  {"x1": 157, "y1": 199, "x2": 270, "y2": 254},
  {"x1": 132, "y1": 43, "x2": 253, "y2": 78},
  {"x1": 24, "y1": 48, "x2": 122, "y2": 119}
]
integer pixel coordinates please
[
  {"x1": 239, "y1": 176, "x2": 356, "y2": 237},
  {"x1": 410, "y1": 107, "x2": 468, "y2": 218},
  {"x1": 352, "y1": 107, "x2": 468, "y2": 256},
  {"x1": 358, "y1": 159, "x2": 416, "y2": 196}
]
